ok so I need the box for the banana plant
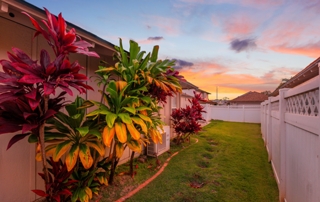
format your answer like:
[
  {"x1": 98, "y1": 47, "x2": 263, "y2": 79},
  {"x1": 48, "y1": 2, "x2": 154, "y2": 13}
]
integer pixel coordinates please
[{"x1": 29, "y1": 96, "x2": 105, "y2": 172}]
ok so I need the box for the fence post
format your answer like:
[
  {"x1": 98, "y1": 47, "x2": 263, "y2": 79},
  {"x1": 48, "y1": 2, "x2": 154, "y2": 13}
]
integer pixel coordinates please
[
  {"x1": 266, "y1": 98, "x2": 272, "y2": 161},
  {"x1": 279, "y1": 88, "x2": 289, "y2": 202}
]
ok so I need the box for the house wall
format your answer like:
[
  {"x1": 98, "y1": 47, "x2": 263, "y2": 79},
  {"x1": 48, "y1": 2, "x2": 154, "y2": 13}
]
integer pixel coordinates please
[
  {"x1": 0, "y1": 6, "x2": 117, "y2": 201},
  {"x1": 0, "y1": 4, "x2": 175, "y2": 201},
  {"x1": 261, "y1": 73, "x2": 320, "y2": 202}
]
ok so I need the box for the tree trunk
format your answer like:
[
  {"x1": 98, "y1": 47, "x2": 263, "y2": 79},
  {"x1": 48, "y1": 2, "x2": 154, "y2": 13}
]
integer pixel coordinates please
[
  {"x1": 108, "y1": 144, "x2": 118, "y2": 185},
  {"x1": 129, "y1": 151, "x2": 135, "y2": 177},
  {"x1": 39, "y1": 95, "x2": 50, "y2": 194}
]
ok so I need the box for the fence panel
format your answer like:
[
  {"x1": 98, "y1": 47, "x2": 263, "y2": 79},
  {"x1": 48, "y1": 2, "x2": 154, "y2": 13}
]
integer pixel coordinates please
[
  {"x1": 210, "y1": 105, "x2": 261, "y2": 123},
  {"x1": 260, "y1": 74, "x2": 320, "y2": 202}
]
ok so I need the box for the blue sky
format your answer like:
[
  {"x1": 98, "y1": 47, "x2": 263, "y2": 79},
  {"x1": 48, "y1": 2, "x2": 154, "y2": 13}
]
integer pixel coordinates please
[{"x1": 26, "y1": 0, "x2": 320, "y2": 99}]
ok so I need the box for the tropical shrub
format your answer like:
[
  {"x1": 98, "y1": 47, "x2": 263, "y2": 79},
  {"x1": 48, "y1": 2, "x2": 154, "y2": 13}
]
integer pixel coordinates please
[
  {"x1": 0, "y1": 8, "x2": 98, "y2": 199},
  {"x1": 84, "y1": 39, "x2": 184, "y2": 183},
  {"x1": 171, "y1": 92, "x2": 206, "y2": 144}
]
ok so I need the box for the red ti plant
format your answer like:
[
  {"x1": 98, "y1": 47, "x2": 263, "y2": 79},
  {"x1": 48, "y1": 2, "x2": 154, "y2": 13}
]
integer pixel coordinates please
[
  {"x1": 0, "y1": 8, "x2": 98, "y2": 191},
  {"x1": 32, "y1": 158, "x2": 78, "y2": 202},
  {"x1": 171, "y1": 92, "x2": 206, "y2": 144}
]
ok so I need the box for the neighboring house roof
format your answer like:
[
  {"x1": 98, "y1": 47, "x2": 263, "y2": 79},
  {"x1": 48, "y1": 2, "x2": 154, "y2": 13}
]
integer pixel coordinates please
[
  {"x1": 231, "y1": 91, "x2": 268, "y2": 103},
  {"x1": 270, "y1": 57, "x2": 320, "y2": 96},
  {"x1": 180, "y1": 81, "x2": 211, "y2": 94},
  {"x1": 180, "y1": 81, "x2": 199, "y2": 89}
]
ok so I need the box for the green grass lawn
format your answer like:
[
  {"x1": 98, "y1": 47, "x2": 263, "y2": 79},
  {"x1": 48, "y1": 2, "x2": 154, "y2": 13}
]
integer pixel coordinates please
[{"x1": 98, "y1": 120, "x2": 278, "y2": 202}]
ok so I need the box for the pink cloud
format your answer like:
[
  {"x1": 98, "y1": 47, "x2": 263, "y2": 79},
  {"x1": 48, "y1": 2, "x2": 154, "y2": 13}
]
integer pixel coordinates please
[
  {"x1": 143, "y1": 15, "x2": 181, "y2": 36},
  {"x1": 270, "y1": 43, "x2": 320, "y2": 58},
  {"x1": 258, "y1": 2, "x2": 320, "y2": 57}
]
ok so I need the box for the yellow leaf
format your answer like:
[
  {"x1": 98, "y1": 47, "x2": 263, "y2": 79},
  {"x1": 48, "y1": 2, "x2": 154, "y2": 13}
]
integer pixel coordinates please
[
  {"x1": 126, "y1": 123, "x2": 141, "y2": 140},
  {"x1": 53, "y1": 141, "x2": 72, "y2": 162},
  {"x1": 86, "y1": 141, "x2": 105, "y2": 156},
  {"x1": 127, "y1": 140, "x2": 142, "y2": 153},
  {"x1": 102, "y1": 126, "x2": 115, "y2": 147},
  {"x1": 35, "y1": 153, "x2": 42, "y2": 162},
  {"x1": 65, "y1": 146, "x2": 80, "y2": 171},
  {"x1": 115, "y1": 122, "x2": 127, "y2": 143},
  {"x1": 154, "y1": 79, "x2": 161, "y2": 87},
  {"x1": 131, "y1": 117, "x2": 147, "y2": 134},
  {"x1": 79, "y1": 144, "x2": 93, "y2": 169},
  {"x1": 140, "y1": 110, "x2": 148, "y2": 116},
  {"x1": 85, "y1": 187, "x2": 93, "y2": 200},
  {"x1": 116, "y1": 80, "x2": 127, "y2": 92},
  {"x1": 116, "y1": 143, "x2": 124, "y2": 158},
  {"x1": 147, "y1": 76, "x2": 153, "y2": 84}
]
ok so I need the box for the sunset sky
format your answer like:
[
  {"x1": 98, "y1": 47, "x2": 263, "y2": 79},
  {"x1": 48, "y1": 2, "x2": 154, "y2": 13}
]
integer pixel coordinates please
[{"x1": 26, "y1": 0, "x2": 320, "y2": 100}]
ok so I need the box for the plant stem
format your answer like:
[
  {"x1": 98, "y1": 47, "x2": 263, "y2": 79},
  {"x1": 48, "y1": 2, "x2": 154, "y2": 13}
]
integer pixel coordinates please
[
  {"x1": 129, "y1": 151, "x2": 135, "y2": 176},
  {"x1": 39, "y1": 95, "x2": 50, "y2": 195},
  {"x1": 109, "y1": 143, "x2": 118, "y2": 185}
]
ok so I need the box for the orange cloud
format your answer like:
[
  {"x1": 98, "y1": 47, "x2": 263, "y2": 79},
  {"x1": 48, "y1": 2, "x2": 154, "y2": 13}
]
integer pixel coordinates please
[{"x1": 270, "y1": 43, "x2": 320, "y2": 58}]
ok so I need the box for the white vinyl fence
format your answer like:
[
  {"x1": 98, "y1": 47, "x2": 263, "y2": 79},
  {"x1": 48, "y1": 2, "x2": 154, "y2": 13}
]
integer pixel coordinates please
[
  {"x1": 261, "y1": 74, "x2": 320, "y2": 202},
  {"x1": 201, "y1": 104, "x2": 261, "y2": 123}
]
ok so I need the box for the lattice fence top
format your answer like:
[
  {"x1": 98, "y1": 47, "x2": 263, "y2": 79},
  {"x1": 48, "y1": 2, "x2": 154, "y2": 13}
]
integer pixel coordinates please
[{"x1": 286, "y1": 89, "x2": 319, "y2": 116}]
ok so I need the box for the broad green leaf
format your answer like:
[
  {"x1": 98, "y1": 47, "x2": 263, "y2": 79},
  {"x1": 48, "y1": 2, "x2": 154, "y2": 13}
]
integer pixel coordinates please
[
  {"x1": 28, "y1": 134, "x2": 38, "y2": 143},
  {"x1": 53, "y1": 140, "x2": 72, "y2": 162},
  {"x1": 118, "y1": 113, "x2": 132, "y2": 124},
  {"x1": 86, "y1": 109, "x2": 101, "y2": 117},
  {"x1": 71, "y1": 114, "x2": 81, "y2": 119},
  {"x1": 129, "y1": 40, "x2": 140, "y2": 64},
  {"x1": 150, "y1": 45, "x2": 159, "y2": 62},
  {"x1": 120, "y1": 96, "x2": 138, "y2": 107},
  {"x1": 140, "y1": 96, "x2": 151, "y2": 104},
  {"x1": 123, "y1": 107, "x2": 136, "y2": 115},
  {"x1": 105, "y1": 112, "x2": 117, "y2": 128},
  {"x1": 119, "y1": 39, "x2": 128, "y2": 66},
  {"x1": 88, "y1": 128, "x2": 101, "y2": 138},
  {"x1": 138, "y1": 113, "x2": 152, "y2": 123},
  {"x1": 44, "y1": 132, "x2": 67, "y2": 141},
  {"x1": 107, "y1": 81, "x2": 118, "y2": 99},
  {"x1": 76, "y1": 126, "x2": 89, "y2": 137},
  {"x1": 55, "y1": 112, "x2": 71, "y2": 126}
]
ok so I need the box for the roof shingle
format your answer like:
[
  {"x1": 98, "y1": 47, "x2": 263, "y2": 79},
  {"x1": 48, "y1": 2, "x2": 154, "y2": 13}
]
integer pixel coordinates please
[{"x1": 231, "y1": 91, "x2": 268, "y2": 102}]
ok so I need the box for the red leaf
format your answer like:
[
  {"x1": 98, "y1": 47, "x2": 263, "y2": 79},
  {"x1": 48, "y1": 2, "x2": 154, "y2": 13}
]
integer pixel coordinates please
[
  {"x1": 22, "y1": 123, "x2": 38, "y2": 134},
  {"x1": 25, "y1": 89, "x2": 37, "y2": 100},
  {"x1": 58, "y1": 189, "x2": 72, "y2": 196},
  {"x1": 52, "y1": 195, "x2": 60, "y2": 202},
  {"x1": 28, "y1": 98, "x2": 40, "y2": 111},
  {"x1": 63, "y1": 33, "x2": 76, "y2": 45},
  {"x1": 19, "y1": 75, "x2": 43, "y2": 84},
  {"x1": 7, "y1": 133, "x2": 29, "y2": 150},
  {"x1": 0, "y1": 122, "x2": 22, "y2": 135},
  {"x1": 40, "y1": 49, "x2": 51, "y2": 69},
  {"x1": 41, "y1": 109, "x2": 57, "y2": 121},
  {"x1": 31, "y1": 189, "x2": 49, "y2": 197},
  {"x1": 44, "y1": 82, "x2": 55, "y2": 96}
]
